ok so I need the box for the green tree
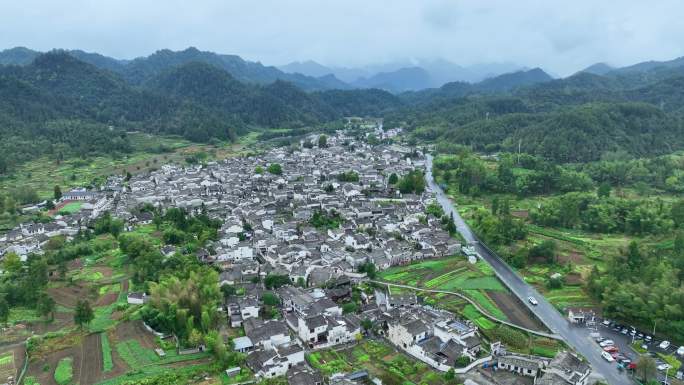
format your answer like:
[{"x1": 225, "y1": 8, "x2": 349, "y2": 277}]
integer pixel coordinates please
[
  {"x1": 2, "y1": 252, "x2": 22, "y2": 275},
  {"x1": 0, "y1": 296, "x2": 9, "y2": 326},
  {"x1": 262, "y1": 292, "x2": 280, "y2": 306},
  {"x1": 388, "y1": 173, "x2": 398, "y2": 185},
  {"x1": 74, "y1": 300, "x2": 94, "y2": 329},
  {"x1": 672, "y1": 200, "x2": 684, "y2": 228},
  {"x1": 254, "y1": 165, "x2": 264, "y2": 174},
  {"x1": 597, "y1": 182, "x2": 611, "y2": 198},
  {"x1": 37, "y1": 293, "x2": 56, "y2": 321},
  {"x1": 53, "y1": 185, "x2": 62, "y2": 201},
  {"x1": 318, "y1": 134, "x2": 328, "y2": 148},
  {"x1": 267, "y1": 163, "x2": 282, "y2": 175},
  {"x1": 636, "y1": 355, "x2": 657, "y2": 382}
]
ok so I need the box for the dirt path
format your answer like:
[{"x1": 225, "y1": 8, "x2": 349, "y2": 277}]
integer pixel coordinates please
[
  {"x1": 488, "y1": 291, "x2": 545, "y2": 332},
  {"x1": 79, "y1": 333, "x2": 103, "y2": 385}
]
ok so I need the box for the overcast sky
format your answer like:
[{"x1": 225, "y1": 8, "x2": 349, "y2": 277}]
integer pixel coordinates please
[{"x1": 1, "y1": 0, "x2": 683, "y2": 76}]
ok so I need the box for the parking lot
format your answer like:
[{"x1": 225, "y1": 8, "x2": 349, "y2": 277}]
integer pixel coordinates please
[{"x1": 590, "y1": 319, "x2": 684, "y2": 384}]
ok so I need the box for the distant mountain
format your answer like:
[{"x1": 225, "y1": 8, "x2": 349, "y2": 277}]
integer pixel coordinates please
[
  {"x1": 579, "y1": 63, "x2": 614, "y2": 76},
  {"x1": 0, "y1": 46, "x2": 348, "y2": 91},
  {"x1": 121, "y1": 47, "x2": 347, "y2": 91},
  {"x1": 67, "y1": 49, "x2": 128, "y2": 72},
  {"x1": 611, "y1": 56, "x2": 684, "y2": 75},
  {"x1": 353, "y1": 67, "x2": 433, "y2": 92},
  {"x1": 278, "y1": 60, "x2": 334, "y2": 77},
  {"x1": 279, "y1": 58, "x2": 524, "y2": 90},
  {"x1": 476, "y1": 68, "x2": 553, "y2": 93},
  {"x1": 0, "y1": 47, "x2": 40, "y2": 65}
]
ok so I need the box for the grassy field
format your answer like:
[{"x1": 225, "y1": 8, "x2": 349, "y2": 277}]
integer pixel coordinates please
[
  {"x1": 379, "y1": 256, "x2": 510, "y2": 322},
  {"x1": 379, "y1": 257, "x2": 505, "y2": 292}
]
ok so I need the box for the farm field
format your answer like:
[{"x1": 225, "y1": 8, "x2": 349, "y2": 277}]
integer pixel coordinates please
[
  {"x1": 451, "y1": 193, "x2": 605, "y2": 313},
  {"x1": 307, "y1": 339, "x2": 455, "y2": 385},
  {"x1": 379, "y1": 257, "x2": 508, "y2": 318}
]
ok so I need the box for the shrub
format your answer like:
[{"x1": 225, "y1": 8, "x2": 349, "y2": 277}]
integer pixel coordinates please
[{"x1": 54, "y1": 357, "x2": 73, "y2": 385}]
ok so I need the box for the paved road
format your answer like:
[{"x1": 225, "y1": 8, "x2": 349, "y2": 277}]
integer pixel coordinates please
[{"x1": 425, "y1": 154, "x2": 632, "y2": 385}]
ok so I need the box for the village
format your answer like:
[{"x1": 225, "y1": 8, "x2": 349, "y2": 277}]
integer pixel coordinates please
[{"x1": 0, "y1": 126, "x2": 596, "y2": 385}]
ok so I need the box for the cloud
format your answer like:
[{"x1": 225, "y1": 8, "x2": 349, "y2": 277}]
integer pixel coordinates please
[{"x1": 0, "y1": 0, "x2": 683, "y2": 76}]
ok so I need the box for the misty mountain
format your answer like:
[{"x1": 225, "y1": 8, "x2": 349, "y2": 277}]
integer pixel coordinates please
[
  {"x1": 278, "y1": 58, "x2": 524, "y2": 90},
  {"x1": 0, "y1": 47, "x2": 40, "y2": 65},
  {"x1": 353, "y1": 67, "x2": 433, "y2": 92},
  {"x1": 610, "y1": 56, "x2": 684, "y2": 75},
  {"x1": 476, "y1": 68, "x2": 553, "y2": 92},
  {"x1": 278, "y1": 60, "x2": 335, "y2": 78},
  {"x1": 0, "y1": 46, "x2": 347, "y2": 91},
  {"x1": 578, "y1": 62, "x2": 614, "y2": 76}
]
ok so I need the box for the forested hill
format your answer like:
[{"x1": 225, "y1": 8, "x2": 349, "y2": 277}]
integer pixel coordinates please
[
  {"x1": 399, "y1": 59, "x2": 684, "y2": 163},
  {"x1": 0, "y1": 51, "x2": 399, "y2": 173},
  {"x1": 0, "y1": 47, "x2": 347, "y2": 91}
]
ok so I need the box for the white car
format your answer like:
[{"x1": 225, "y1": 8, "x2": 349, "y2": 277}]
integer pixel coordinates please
[
  {"x1": 600, "y1": 340, "x2": 614, "y2": 347},
  {"x1": 528, "y1": 296, "x2": 538, "y2": 306},
  {"x1": 601, "y1": 351, "x2": 615, "y2": 362},
  {"x1": 677, "y1": 346, "x2": 684, "y2": 356},
  {"x1": 660, "y1": 341, "x2": 671, "y2": 350},
  {"x1": 658, "y1": 363, "x2": 672, "y2": 371}
]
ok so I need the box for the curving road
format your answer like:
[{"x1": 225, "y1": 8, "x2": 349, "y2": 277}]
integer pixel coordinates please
[{"x1": 425, "y1": 154, "x2": 632, "y2": 385}]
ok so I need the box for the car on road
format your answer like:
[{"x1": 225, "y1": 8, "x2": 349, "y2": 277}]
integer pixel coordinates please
[
  {"x1": 600, "y1": 340, "x2": 615, "y2": 347},
  {"x1": 660, "y1": 341, "x2": 671, "y2": 350},
  {"x1": 602, "y1": 319, "x2": 611, "y2": 326},
  {"x1": 677, "y1": 346, "x2": 684, "y2": 356},
  {"x1": 595, "y1": 337, "x2": 606, "y2": 343},
  {"x1": 602, "y1": 351, "x2": 615, "y2": 362},
  {"x1": 527, "y1": 296, "x2": 538, "y2": 305}
]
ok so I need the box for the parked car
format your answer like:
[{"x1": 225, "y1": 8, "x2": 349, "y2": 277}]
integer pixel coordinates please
[
  {"x1": 528, "y1": 296, "x2": 538, "y2": 306},
  {"x1": 677, "y1": 346, "x2": 684, "y2": 356},
  {"x1": 602, "y1": 319, "x2": 611, "y2": 326},
  {"x1": 602, "y1": 351, "x2": 615, "y2": 362},
  {"x1": 657, "y1": 363, "x2": 672, "y2": 371},
  {"x1": 660, "y1": 341, "x2": 671, "y2": 350},
  {"x1": 621, "y1": 328, "x2": 629, "y2": 335},
  {"x1": 604, "y1": 346, "x2": 619, "y2": 353},
  {"x1": 595, "y1": 337, "x2": 606, "y2": 343},
  {"x1": 645, "y1": 335, "x2": 653, "y2": 342},
  {"x1": 600, "y1": 340, "x2": 615, "y2": 347}
]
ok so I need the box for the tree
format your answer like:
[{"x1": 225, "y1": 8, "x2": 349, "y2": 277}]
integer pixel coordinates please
[
  {"x1": 636, "y1": 355, "x2": 657, "y2": 382},
  {"x1": 388, "y1": 173, "x2": 398, "y2": 185},
  {"x1": 53, "y1": 185, "x2": 62, "y2": 201},
  {"x1": 267, "y1": 163, "x2": 282, "y2": 175},
  {"x1": 597, "y1": 182, "x2": 611, "y2": 198},
  {"x1": 262, "y1": 292, "x2": 280, "y2": 306},
  {"x1": 528, "y1": 240, "x2": 557, "y2": 264},
  {"x1": 0, "y1": 296, "x2": 9, "y2": 326},
  {"x1": 254, "y1": 165, "x2": 264, "y2": 174},
  {"x1": 318, "y1": 134, "x2": 328, "y2": 148},
  {"x1": 2, "y1": 252, "x2": 22, "y2": 275},
  {"x1": 188, "y1": 329, "x2": 204, "y2": 347},
  {"x1": 74, "y1": 300, "x2": 94, "y2": 329},
  {"x1": 361, "y1": 318, "x2": 373, "y2": 331},
  {"x1": 37, "y1": 293, "x2": 56, "y2": 321},
  {"x1": 672, "y1": 200, "x2": 684, "y2": 228}
]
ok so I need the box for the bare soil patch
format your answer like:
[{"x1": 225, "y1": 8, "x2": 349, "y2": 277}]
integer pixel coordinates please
[
  {"x1": 557, "y1": 251, "x2": 584, "y2": 264},
  {"x1": 113, "y1": 321, "x2": 157, "y2": 349},
  {"x1": 48, "y1": 283, "x2": 96, "y2": 308},
  {"x1": 511, "y1": 210, "x2": 529, "y2": 219},
  {"x1": 488, "y1": 291, "x2": 546, "y2": 332}
]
